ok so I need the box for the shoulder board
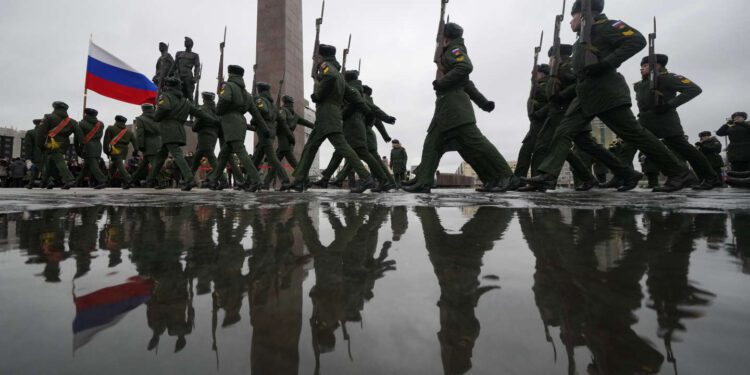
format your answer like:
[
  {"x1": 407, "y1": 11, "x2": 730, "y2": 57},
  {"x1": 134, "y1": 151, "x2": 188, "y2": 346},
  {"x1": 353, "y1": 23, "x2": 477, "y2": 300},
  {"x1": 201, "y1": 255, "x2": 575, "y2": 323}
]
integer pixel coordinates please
[
  {"x1": 612, "y1": 20, "x2": 626, "y2": 29},
  {"x1": 158, "y1": 95, "x2": 167, "y2": 106},
  {"x1": 673, "y1": 74, "x2": 692, "y2": 84},
  {"x1": 319, "y1": 62, "x2": 331, "y2": 75}
]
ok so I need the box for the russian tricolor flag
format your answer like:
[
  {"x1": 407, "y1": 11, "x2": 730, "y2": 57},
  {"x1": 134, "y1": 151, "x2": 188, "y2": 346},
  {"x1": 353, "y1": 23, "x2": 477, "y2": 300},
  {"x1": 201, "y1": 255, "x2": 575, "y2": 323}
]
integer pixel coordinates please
[
  {"x1": 72, "y1": 276, "x2": 153, "y2": 351},
  {"x1": 85, "y1": 41, "x2": 158, "y2": 105}
]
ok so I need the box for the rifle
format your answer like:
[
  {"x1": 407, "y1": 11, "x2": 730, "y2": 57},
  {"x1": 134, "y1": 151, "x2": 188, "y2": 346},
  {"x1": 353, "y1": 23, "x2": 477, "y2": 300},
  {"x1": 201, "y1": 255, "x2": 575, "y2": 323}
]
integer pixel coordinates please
[
  {"x1": 580, "y1": 0, "x2": 599, "y2": 67},
  {"x1": 434, "y1": 0, "x2": 450, "y2": 79},
  {"x1": 275, "y1": 71, "x2": 286, "y2": 108},
  {"x1": 311, "y1": 1, "x2": 326, "y2": 81},
  {"x1": 648, "y1": 17, "x2": 661, "y2": 106},
  {"x1": 358, "y1": 59, "x2": 362, "y2": 74},
  {"x1": 194, "y1": 63, "x2": 203, "y2": 104},
  {"x1": 549, "y1": 0, "x2": 566, "y2": 97},
  {"x1": 252, "y1": 64, "x2": 258, "y2": 96},
  {"x1": 217, "y1": 26, "x2": 227, "y2": 94},
  {"x1": 527, "y1": 31, "x2": 544, "y2": 116},
  {"x1": 341, "y1": 34, "x2": 352, "y2": 74}
]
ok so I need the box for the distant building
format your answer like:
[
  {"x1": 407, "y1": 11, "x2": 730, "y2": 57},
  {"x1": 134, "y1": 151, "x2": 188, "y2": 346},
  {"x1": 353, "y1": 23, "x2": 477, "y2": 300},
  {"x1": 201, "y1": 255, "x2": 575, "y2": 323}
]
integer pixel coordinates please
[
  {"x1": 591, "y1": 118, "x2": 616, "y2": 147},
  {"x1": 456, "y1": 162, "x2": 478, "y2": 179},
  {"x1": 0, "y1": 127, "x2": 25, "y2": 159}
]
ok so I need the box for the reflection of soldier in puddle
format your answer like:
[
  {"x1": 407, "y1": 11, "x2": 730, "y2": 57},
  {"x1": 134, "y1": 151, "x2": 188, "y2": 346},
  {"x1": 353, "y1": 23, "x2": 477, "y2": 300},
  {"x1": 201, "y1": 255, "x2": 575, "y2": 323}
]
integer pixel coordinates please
[
  {"x1": 521, "y1": 208, "x2": 665, "y2": 375},
  {"x1": 98, "y1": 207, "x2": 131, "y2": 268},
  {"x1": 22, "y1": 209, "x2": 71, "y2": 282},
  {"x1": 416, "y1": 206, "x2": 510, "y2": 375},
  {"x1": 213, "y1": 208, "x2": 248, "y2": 328},
  {"x1": 184, "y1": 205, "x2": 218, "y2": 297},
  {"x1": 298, "y1": 202, "x2": 366, "y2": 372},
  {"x1": 69, "y1": 207, "x2": 105, "y2": 278},
  {"x1": 643, "y1": 212, "x2": 716, "y2": 373},
  {"x1": 729, "y1": 212, "x2": 750, "y2": 274},
  {"x1": 390, "y1": 206, "x2": 409, "y2": 242}
]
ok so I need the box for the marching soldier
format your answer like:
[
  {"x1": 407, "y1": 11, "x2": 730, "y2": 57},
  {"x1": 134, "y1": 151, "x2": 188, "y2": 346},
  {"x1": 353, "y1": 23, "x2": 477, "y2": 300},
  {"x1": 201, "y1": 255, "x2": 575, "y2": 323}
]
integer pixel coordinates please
[
  {"x1": 146, "y1": 77, "x2": 203, "y2": 191},
  {"x1": 74, "y1": 108, "x2": 108, "y2": 189},
  {"x1": 696, "y1": 131, "x2": 725, "y2": 182},
  {"x1": 264, "y1": 95, "x2": 314, "y2": 187},
  {"x1": 717, "y1": 112, "x2": 750, "y2": 172},
  {"x1": 190, "y1": 92, "x2": 223, "y2": 185},
  {"x1": 405, "y1": 23, "x2": 518, "y2": 193},
  {"x1": 389, "y1": 140, "x2": 408, "y2": 188},
  {"x1": 527, "y1": 0, "x2": 695, "y2": 193},
  {"x1": 205, "y1": 65, "x2": 267, "y2": 192},
  {"x1": 251, "y1": 82, "x2": 291, "y2": 190},
  {"x1": 36, "y1": 101, "x2": 77, "y2": 190},
  {"x1": 23, "y1": 119, "x2": 44, "y2": 188},
  {"x1": 103, "y1": 115, "x2": 136, "y2": 189},
  {"x1": 289, "y1": 44, "x2": 377, "y2": 193},
  {"x1": 634, "y1": 54, "x2": 719, "y2": 189},
  {"x1": 516, "y1": 63, "x2": 550, "y2": 179},
  {"x1": 132, "y1": 104, "x2": 161, "y2": 185}
]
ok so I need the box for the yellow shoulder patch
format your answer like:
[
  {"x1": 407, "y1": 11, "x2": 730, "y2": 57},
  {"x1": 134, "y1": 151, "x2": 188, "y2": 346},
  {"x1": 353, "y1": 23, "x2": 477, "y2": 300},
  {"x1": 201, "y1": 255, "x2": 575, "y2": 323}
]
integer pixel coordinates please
[
  {"x1": 456, "y1": 56, "x2": 465, "y2": 62},
  {"x1": 681, "y1": 79, "x2": 692, "y2": 84},
  {"x1": 158, "y1": 95, "x2": 166, "y2": 106},
  {"x1": 622, "y1": 30, "x2": 635, "y2": 36}
]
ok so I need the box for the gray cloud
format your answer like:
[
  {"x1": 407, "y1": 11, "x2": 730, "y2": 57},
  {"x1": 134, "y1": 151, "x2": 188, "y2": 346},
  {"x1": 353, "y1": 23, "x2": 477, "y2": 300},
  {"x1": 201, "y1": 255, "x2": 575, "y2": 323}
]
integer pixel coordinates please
[{"x1": 1, "y1": 0, "x2": 748, "y2": 173}]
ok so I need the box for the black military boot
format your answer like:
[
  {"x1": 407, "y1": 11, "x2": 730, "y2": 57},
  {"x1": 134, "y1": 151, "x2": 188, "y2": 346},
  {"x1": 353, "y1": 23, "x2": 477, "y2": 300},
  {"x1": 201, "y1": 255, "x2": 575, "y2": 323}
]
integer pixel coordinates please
[
  {"x1": 122, "y1": 181, "x2": 132, "y2": 190},
  {"x1": 600, "y1": 176, "x2": 624, "y2": 189},
  {"x1": 350, "y1": 176, "x2": 377, "y2": 194},
  {"x1": 278, "y1": 181, "x2": 293, "y2": 191},
  {"x1": 490, "y1": 175, "x2": 522, "y2": 193},
  {"x1": 727, "y1": 177, "x2": 750, "y2": 188},
  {"x1": 93, "y1": 183, "x2": 107, "y2": 190},
  {"x1": 310, "y1": 177, "x2": 329, "y2": 189},
  {"x1": 289, "y1": 180, "x2": 306, "y2": 192},
  {"x1": 575, "y1": 179, "x2": 600, "y2": 192},
  {"x1": 617, "y1": 171, "x2": 644, "y2": 192},
  {"x1": 403, "y1": 183, "x2": 431, "y2": 194},
  {"x1": 653, "y1": 171, "x2": 699, "y2": 193},
  {"x1": 475, "y1": 180, "x2": 497, "y2": 192},
  {"x1": 692, "y1": 177, "x2": 719, "y2": 190},
  {"x1": 61, "y1": 181, "x2": 75, "y2": 190},
  {"x1": 524, "y1": 174, "x2": 557, "y2": 192},
  {"x1": 401, "y1": 178, "x2": 418, "y2": 187},
  {"x1": 181, "y1": 180, "x2": 197, "y2": 192}
]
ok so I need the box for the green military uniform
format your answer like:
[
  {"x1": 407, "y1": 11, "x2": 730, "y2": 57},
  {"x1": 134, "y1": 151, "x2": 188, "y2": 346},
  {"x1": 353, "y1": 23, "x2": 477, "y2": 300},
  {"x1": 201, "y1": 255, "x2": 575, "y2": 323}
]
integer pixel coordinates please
[
  {"x1": 639, "y1": 152, "x2": 661, "y2": 188},
  {"x1": 516, "y1": 70, "x2": 549, "y2": 178},
  {"x1": 251, "y1": 84, "x2": 290, "y2": 186},
  {"x1": 190, "y1": 92, "x2": 230, "y2": 185},
  {"x1": 717, "y1": 116, "x2": 750, "y2": 172},
  {"x1": 390, "y1": 142, "x2": 408, "y2": 187},
  {"x1": 408, "y1": 24, "x2": 514, "y2": 192},
  {"x1": 133, "y1": 104, "x2": 162, "y2": 182},
  {"x1": 74, "y1": 109, "x2": 108, "y2": 187},
  {"x1": 23, "y1": 124, "x2": 44, "y2": 187},
  {"x1": 634, "y1": 64, "x2": 717, "y2": 187},
  {"x1": 37, "y1": 102, "x2": 76, "y2": 188},
  {"x1": 291, "y1": 46, "x2": 373, "y2": 191},
  {"x1": 147, "y1": 79, "x2": 203, "y2": 190},
  {"x1": 206, "y1": 66, "x2": 265, "y2": 190},
  {"x1": 103, "y1": 116, "x2": 136, "y2": 186},
  {"x1": 535, "y1": 10, "x2": 691, "y2": 192},
  {"x1": 696, "y1": 134, "x2": 724, "y2": 178},
  {"x1": 264, "y1": 97, "x2": 314, "y2": 186}
]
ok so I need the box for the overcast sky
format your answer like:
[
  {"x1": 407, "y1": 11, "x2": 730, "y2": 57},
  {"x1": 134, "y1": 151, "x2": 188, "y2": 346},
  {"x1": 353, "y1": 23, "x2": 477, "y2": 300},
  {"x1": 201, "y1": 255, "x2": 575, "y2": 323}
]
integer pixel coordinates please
[{"x1": 1, "y1": 0, "x2": 748, "y2": 172}]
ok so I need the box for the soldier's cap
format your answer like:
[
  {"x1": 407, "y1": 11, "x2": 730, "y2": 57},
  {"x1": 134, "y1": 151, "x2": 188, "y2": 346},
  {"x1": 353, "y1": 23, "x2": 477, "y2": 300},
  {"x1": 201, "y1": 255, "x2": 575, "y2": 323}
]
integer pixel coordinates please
[
  {"x1": 141, "y1": 103, "x2": 155, "y2": 110},
  {"x1": 164, "y1": 76, "x2": 181, "y2": 87},
  {"x1": 392, "y1": 139, "x2": 400, "y2": 144},
  {"x1": 571, "y1": 0, "x2": 605, "y2": 15},
  {"x1": 282, "y1": 95, "x2": 295, "y2": 103},
  {"x1": 159, "y1": 42, "x2": 168, "y2": 49},
  {"x1": 202, "y1": 92, "x2": 216, "y2": 99},
  {"x1": 52, "y1": 101, "x2": 69, "y2": 110},
  {"x1": 84, "y1": 108, "x2": 98, "y2": 116},
  {"x1": 344, "y1": 70, "x2": 360, "y2": 81},
  {"x1": 318, "y1": 44, "x2": 336, "y2": 57},
  {"x1": 33, "y1": 119, "x2": 43, "y2": 126},
  {"x1": 256, "y1": 82, "x2": 271, "y2": 91},
  {"x1": 640, "y1": 54, "x2": 668, "y2": 66},
  {"x1": 228, "y1": 64, "x2": 245, "y2": 76},
  {"x1": 115, "y1": 115, "x2": 128, "y2": 123},
  {"x1": 184, "y1": 36, "x2": 193, "y2": 44},
  {"x1": 733, "y1": 112, "x2": 748, "y2": 119},
  {"x1": 548, "y1": 44, "x2": 574, "y2": 57},
  {"x1": 363, "y1": 85, "x2": 373, "y2": 95},
  {"x1": 538, "y1": 64, "x2": 551, "y2": 75},
  {"x1": 443, "y1": 23, "x2": 464, "y2": 39},
  {"x1": 699, "y1": 131, "x2": 712, "y2": 137}
]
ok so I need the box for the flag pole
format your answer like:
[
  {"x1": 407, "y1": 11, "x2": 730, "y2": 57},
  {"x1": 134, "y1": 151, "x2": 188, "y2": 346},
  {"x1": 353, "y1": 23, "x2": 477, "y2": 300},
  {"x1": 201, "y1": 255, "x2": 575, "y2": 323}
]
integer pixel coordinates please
[{"x1": 83, "y1": 34, "x2": 92, "y2": 114}]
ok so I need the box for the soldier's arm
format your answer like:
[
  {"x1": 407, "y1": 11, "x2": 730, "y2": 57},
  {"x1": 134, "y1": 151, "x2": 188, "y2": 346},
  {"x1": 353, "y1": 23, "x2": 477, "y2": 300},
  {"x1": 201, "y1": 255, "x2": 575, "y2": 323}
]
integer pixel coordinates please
[
  {"x1": 298, "y1": 116, "x2": 315, "y2": 128},
  {"x1": 464, "y1": 80, "x2": 495, "y2": 111},
  {"x1": 154, "y1": 95, "x2": 172, "y2": 121},
  {"x1": 135, "y1": 120, "x2": 146, "y2": 150},
  {"x1": 600, "y1": 21, "x2": 647, "y2": 69},
  {"x1": 246, "y1": 96, "x2": 269, "y2": 134},
  {"x1": 216, "y1": 84, "x2": 232, "y2": 115},
  {"x1": 435, "y1": 46, "x2": 473, "y2": 89},
  {"x1": 716, "y1": 124, "x2": 730, "y2": 137},
  {"x1": 344, "y1": 86, "x2": 371, "y2": 118},
  {"x1": 311, "y1": 63, "x2": 336, "y2": 102},
  {"x1": 35, "y1": 116, "x2": 50, "y2": 147},
  {"x1": 276, "y1": 111, "x2": 295, "y2": 140},
  {"x1": 663, "y1": 74, "x2": 702, "y2": 109},
  {"x1": 704, "y1": 139, "x2": 723, "y2": 153},
  {"x1": 557, "y1": 66, "x2": 578, "y2": 100},
  {"x1": 73, "y1": 122, "x2": 83, "y2": 146},
  {"x1": 369, "y1": 101, "x2": 395, "y2": 124},
  {"x1": 374, "y1": 120, "x2": 391, "y2": 142}
]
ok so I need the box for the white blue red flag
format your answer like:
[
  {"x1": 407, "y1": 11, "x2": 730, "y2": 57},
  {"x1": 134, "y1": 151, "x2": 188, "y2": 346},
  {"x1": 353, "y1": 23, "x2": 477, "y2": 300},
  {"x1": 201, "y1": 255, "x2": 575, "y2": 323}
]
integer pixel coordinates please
[
  {"x1": 72, "y1": 276, "x2": 153, "y2": 351},
  {"x1": 85, "y1": 41, "x2": 158, "y2": 105}
]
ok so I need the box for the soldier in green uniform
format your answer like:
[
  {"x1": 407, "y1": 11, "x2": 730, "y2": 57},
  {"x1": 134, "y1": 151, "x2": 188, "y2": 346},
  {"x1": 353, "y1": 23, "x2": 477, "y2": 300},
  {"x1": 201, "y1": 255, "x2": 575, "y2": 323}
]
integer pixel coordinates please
[
  {"x1": 146, "y1": 77, "x2": 204, "y2": 191},
  {"x1": 103, "y1": 115, "x2": 136, "y2": 189},
  {"x1": 264, "y1": 95, "x2": 314, "y2": 187},
  {"x1": 635, "y1": 54, "x2": 718, "y2": 190},
  {"x1": 639, "y1": 152, "x2": 661, "y2": 188},
  {"x1": 389, "y1": 140, "x2": 408, "y2": 188},
  {"x1": 205, "y1": 65, "x2": 267, "y2": 192},
  {"x1": 405, "y1": 23, "x2": 518, "y2": 193},
  {"x1": 190, "y1": 92, "x2": 226, "y2": 186},
  {"x1": 23, "y1": 120, "x2": 44, "y2": 188},
  {"x1": 289, "y1": 44, "x2": 377, "y2": 193},
  {"x1": 717, "y1": 112, "x2": 750, "y2": 172},
  {"x1": 36, "y1": 101, "x2": 76, "y2": 190},
  {"x1": 132, "y1": 104, "x2": 161, "y2": 185},
  {"x1": 696, "y1": 131, "x2": 725, "y2": 183},
  {"x1": 251, "y1": 82, "x2": 291, "y2": 190},
  {"x1": 516, "y1": 64, "x2": 550, "y2": 179},
  {"x1": 312, "y1": 71, "x2": 391, "y2": 191},
  {"x1": 73, "y1": 108, "x2": 108, "y2": 189},
  {"x1": 527, "y1": 0, "x2": 695, "y2": 193}
]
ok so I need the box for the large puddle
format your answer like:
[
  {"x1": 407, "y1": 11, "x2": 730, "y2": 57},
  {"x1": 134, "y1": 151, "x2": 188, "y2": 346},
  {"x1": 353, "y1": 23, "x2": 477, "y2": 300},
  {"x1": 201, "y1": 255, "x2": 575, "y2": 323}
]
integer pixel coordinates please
[{"x1": 1, "y1": 200, "x2": 749, "y2": 374}]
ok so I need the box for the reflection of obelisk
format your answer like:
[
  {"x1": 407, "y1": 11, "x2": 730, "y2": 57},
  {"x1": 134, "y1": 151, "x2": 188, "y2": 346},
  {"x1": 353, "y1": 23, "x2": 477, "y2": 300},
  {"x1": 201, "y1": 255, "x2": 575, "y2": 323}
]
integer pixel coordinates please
[{"x1": 255, "y1": 0, "x2": 306, "y2": 166}]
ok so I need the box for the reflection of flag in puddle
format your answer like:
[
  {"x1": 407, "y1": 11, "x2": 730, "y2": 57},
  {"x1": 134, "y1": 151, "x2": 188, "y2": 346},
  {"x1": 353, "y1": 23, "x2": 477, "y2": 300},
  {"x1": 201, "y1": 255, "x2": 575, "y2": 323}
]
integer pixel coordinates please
[{"x1": 73, "y1": 276, "x2": 153, "y2": 351}]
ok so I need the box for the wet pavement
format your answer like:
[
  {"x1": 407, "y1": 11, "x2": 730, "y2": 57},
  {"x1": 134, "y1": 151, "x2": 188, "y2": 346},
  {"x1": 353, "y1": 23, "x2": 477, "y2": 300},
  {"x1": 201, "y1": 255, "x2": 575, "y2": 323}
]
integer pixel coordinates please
[{"x1": 1, "y1": 188, "x2": 749, "y2": 374}]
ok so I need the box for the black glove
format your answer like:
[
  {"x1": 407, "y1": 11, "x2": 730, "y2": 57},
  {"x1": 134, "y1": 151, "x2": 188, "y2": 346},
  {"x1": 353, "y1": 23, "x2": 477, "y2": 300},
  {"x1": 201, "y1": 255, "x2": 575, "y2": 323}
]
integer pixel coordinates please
[
  {"x1": 584, "y1": 61, "x2": 613, "y2": 77},
  {"x1": 531, "y1": 110, "x2": 546, "y2": 121},
  {"x1": 310, "y1": 93, "x2": 320, "y2": 104},
  {"x1": 384, "y1": 116, "x2": 396, "y2": 125},
  {"x1": 432, "y1": 80, "x2": 444, "y2": 91},
  {"x1": 384, "y1": 137, "x2": 392, "y2": 143},
  {"x1": 652, "y1": 103, "x2": 673, "y2": 114},
  {"x1": 479, "y1": 101, "x2": 495, "y2": 113}
]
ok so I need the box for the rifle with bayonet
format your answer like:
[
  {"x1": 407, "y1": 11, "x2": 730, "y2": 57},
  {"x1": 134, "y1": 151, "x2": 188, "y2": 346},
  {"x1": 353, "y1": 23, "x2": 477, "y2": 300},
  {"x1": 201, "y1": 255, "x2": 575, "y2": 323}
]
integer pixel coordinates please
[
  {"x1": 252, "y1": 64, "x2": 258, "y2": 96},
  {"x1": 358, "y1": 59, "x2": 362, "y2": 74},
  {"x1": 194, "y1": 63, "x2": 203, "y2": 104},
  {"x1": 580, "y1": 0, "x2": 599, "y2": 68},
  {"x1": 549, "y1": 0, "x2": 567, "y2": 97},
  {"x1": 648, "y1": 17, "x2": 661, "y2": 106},
  {"x1": 341, "y1": 34, "x2": 352, "y2": 74},
  {"x1": 275, "y1": 71, "x2": 286, "y2": 108},
  {"x1": 434, "y1": 0, "x2": 450, "y2": 79},
  {"x1": 311, "y1": 1, "x2": 326, "y2": 81},
  {"x1": 217, "y1": 26, "x2": 227, "y2": 94},
  {"x1": 527, "y1": 31, "x2": 544, "y2": 116}
]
